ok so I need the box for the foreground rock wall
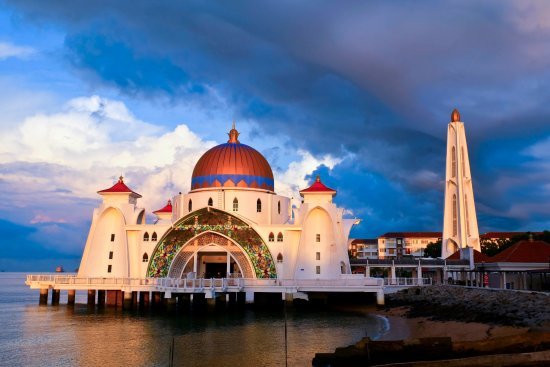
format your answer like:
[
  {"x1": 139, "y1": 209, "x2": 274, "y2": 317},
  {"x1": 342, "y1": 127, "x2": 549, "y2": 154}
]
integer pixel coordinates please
[{"x1": 387, "y1": 285, "x2": 550, "y2": 327}]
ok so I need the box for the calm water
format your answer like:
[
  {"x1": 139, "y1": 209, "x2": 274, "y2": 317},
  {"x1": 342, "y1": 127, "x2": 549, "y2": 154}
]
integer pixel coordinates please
[{"x1": 0, "y1": 273, "x2": 388, "y2": 367}]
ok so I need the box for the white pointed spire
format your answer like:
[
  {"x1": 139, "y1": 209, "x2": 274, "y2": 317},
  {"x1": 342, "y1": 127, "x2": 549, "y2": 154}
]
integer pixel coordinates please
[{"x1": 442, "y1": 109, "x2": 481, "y2": 259}]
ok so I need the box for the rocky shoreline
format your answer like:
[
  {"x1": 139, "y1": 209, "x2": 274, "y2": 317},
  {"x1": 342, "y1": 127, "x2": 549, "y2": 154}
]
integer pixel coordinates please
[
  {"x1": 313, "y1": 286, "x2": 550, "y2": 366},
  {"x1": 387, "y1": 285, "x2": 550, "y2": 327}
]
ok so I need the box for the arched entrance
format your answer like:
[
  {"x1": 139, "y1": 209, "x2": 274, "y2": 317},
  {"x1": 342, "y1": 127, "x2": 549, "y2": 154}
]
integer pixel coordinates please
[
  {"x1": 147, "y1": 207, "x2": 277, "y2": 278},
  {"x1": 167, "y1": 232, "x2": 255, "y2": 278}
]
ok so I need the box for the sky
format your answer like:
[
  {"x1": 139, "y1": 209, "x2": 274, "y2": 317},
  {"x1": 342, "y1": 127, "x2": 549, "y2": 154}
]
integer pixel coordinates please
[{"x1": 1, "y1": 1, "x2": 549, "y2": 271}]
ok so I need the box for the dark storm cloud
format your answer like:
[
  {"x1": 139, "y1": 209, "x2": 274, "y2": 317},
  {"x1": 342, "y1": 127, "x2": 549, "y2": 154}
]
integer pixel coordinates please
[{"x1": 6, "y1": 0, "x2": 550, "y2": 234}]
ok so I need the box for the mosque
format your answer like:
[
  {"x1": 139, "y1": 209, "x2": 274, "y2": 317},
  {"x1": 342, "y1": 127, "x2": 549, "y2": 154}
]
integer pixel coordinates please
[{"x1": 77, "y1": 124, "x2": 359, "y2": 283}]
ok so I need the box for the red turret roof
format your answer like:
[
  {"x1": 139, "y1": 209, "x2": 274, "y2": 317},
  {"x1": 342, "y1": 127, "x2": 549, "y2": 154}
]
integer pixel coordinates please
[
  {"x1": 97, "y1": 176, "x2": 142, "y2": 198},
  {"x1": 488, "y1": 240, "x2": 550, "y2": 263},
  {"x1": 153, "y1": 199, "x2": 173, "y2": 214},
  {"x1": 299, "y1": 175, "x2": 336, "y2": 196}
]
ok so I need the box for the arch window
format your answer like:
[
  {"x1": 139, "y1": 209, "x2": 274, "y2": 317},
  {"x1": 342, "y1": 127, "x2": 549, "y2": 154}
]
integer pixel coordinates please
[
  {"x1": 452, "y1": 194, "x2": 458, "y2": 237},
  {"x1": 257, "y1": 198, "x2": 262, "y2": 212},
  {"x1": 208, "y1": 197, "x2": 213, "y2": 206},
  {"x1": 277, "y1": 232, "x2": 283, "y2": 242},
  {"x1": 268, "y1": 232, "x2": 275, "y2": 242},
  {"x1": 151, "y1": 232, "x2": 157, "y2": 241},
  {"x1": 464, "y1": 195, "x2": 470, "y2": 236},
  {"x1": 277, "y1": 253, "x2": 283, "y2": 263},
  {"x1": 142, "y1": 253, "x2": 149, "y2": 262},
  {"x1": 188, "y1": 199, "x2": 192, "y2": 212},
  {"x1": 278, "y1": 201, "x2": 281, "y2": 214},
  {"x1": 233, "y1": 197, "x2": 238, "y2": 212},
  {"x1": 461, "y1": 147, "x2": 466, "y2": 177},
  {"x1": 451, "y1": 146, "x2": 456, "y2": 178},
  {"x1": 143, "y1": 232, "x2": 149, "y2": 242}
]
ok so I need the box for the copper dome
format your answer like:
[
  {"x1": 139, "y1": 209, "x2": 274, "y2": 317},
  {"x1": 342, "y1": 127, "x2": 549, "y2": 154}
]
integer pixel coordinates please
[{"x1": 191, "y1": 125, "x2": 274, "y2": 191}]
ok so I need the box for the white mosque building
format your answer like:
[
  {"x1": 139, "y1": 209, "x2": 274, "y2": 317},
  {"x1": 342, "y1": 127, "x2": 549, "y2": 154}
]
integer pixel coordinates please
[{"x1": 77, "y1": 124, "x2": 359, "y2": 283}]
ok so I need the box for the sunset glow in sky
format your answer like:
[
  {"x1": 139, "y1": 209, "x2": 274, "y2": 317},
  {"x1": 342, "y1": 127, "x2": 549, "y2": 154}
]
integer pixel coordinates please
[{"x1": 1, "y1": 1, "x2": 549, "y2": 270}]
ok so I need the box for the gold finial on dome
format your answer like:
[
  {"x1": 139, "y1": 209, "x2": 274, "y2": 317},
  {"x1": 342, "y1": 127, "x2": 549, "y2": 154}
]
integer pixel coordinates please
[
  {"x1": 315, "y1": 175, "x2": 321, "y2": 183},
  {"x1": 451, "y1": 108, "x2": 461, "y2": 122},
  {"x1": 227, "y1": 120, "x2": 240, "y2": 143},
  {"x1": 119, "y1": 175, "x2": 124, "y2": 182}
]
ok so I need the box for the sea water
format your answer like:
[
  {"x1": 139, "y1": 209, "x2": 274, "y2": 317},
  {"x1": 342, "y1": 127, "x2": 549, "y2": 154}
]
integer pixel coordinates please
[{"x1": 0, "y1": 273, "x2": 387, "y2": 367}]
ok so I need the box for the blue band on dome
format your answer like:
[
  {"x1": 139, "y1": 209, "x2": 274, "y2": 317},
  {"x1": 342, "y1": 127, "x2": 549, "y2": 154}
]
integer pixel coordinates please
[{"x1": 192, "y1": 174, "x2": 274, "y2": 190}]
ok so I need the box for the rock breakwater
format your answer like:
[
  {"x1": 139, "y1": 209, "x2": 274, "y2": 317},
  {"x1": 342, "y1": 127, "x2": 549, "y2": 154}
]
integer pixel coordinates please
[{"x1": 387, "y1": 285, "x2": 550, "y2": 327}]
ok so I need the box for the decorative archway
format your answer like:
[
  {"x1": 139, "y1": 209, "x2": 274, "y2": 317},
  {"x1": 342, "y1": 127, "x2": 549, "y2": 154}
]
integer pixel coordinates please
[
  {"x1": 167, "y1": 231, "x2": 255, "y2": 278},
  {"x1": 147, "y1": 207, "x2": 277, "y2": 278}
]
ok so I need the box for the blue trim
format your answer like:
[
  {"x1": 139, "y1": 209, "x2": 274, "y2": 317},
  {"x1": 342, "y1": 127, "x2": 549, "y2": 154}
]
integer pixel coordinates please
[{"x1": 192, "y1": 174, "x2": 274, "y2": 190}]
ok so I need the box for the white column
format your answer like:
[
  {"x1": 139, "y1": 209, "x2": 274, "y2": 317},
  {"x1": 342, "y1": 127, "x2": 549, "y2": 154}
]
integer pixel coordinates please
[
  {"x1": 503, "y1": 272, "x2": 507, "y2": 289},
  {"x1": 193, "y1": 253, "x2": 198, "y2": 275},
  {"x1": 390, "y1": 261, "x2": 396, "y2": 285},
  {"x1": 417, "y1": 261, "x2": 422, "y2": 285},
  {"x1": 226, "y1": 252, "x2": 231, "y2": 276}
]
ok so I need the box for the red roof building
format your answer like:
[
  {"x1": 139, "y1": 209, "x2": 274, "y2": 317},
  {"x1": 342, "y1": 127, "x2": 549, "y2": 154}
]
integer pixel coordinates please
[
  {"x1": 488, "y1": 240, "x2": 550, "y2": 263},
  {"x1": 299, "y1": 175, "x2": 336, "y2": 196},
  {"x1": 447, "y1": 249, "x2": 490, "y2": 263},
  {"x1": 153, "y1": 199, "x2": 173, "y2": 214},
  {"x1": 97, "y1": 176, "x2": 142, "y2": 198}
]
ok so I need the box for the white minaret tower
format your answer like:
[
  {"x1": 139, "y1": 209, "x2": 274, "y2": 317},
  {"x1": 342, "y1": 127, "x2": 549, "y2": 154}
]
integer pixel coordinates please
[{"x1": 442, "y1": 109, "x2": 480, "y2": 259}]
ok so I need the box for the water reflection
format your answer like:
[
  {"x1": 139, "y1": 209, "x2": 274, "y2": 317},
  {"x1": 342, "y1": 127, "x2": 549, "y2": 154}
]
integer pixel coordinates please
[{"x1": 2, "y1": 274, "x2": 387, "y2": 367}]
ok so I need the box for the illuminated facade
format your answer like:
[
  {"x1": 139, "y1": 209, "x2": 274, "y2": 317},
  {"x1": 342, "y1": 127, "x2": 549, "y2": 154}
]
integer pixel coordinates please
[{"x1": 77, "y1": 125, "x2": 358, "y2": 282}]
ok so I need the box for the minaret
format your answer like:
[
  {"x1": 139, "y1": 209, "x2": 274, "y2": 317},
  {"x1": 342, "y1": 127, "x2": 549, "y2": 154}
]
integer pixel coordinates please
[{"x1": 442, "y1": 109, "x2": 480, "y2": 259}]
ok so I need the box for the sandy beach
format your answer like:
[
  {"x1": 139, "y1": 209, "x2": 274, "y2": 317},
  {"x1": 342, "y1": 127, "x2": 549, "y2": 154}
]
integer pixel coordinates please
[{"x1": 375, "y1": 306, "x2": 530, "y2": 342}]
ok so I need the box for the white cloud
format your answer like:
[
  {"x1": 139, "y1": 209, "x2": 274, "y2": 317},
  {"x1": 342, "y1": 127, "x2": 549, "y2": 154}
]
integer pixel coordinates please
[
  {"x1": 275, "y1": 149, "x2": 343, "y2": 200},
  {"x1": 0, "y1": 42, "x2": 35, "y2": 60},
  {"x1": 0, "y1": 95, "x2": 216, "y2": 218}
]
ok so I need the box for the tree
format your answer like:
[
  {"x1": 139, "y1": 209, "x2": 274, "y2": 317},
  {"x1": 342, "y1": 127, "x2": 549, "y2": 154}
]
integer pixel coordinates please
[{"x1": 424, "y1": 239, "x2": 442, "y2": 258}]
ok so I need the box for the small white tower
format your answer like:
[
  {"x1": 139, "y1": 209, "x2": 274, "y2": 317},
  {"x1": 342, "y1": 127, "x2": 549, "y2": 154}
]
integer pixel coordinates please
[{"x1": 442, "y1": 109, "x2": 481, "y2": 259}]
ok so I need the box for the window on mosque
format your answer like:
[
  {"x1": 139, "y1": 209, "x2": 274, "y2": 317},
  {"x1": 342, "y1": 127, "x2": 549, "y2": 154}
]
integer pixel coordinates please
[
  {"x1": 257, "y1": 198, "x2": 262, "y2": 212},
  {"x1": 151, "y1": 232, "x2": 157, "y2": 241},
  {"x1": 277, "y1": 232, "x2": 283, "y2": 242},
  {"x1": 451, "y1": 146, "x2": 456, "y2": 178},
  {"x1": 316, "y1": 252, "x2": 320, "y2": 261},
  {"x1": 389, "y1": 249, "x2": 395, "y2": 255},
  {"x1": 107, "y1": 265, "x2": 112, "y2": 273},
  {"x1": 268, "y1": 232, "x2": 274, "y2": 242},
  {"x1": 143, "y1": 232, "x2": 149, "y2": 242},
  {"x1": 110, "y1": 234, "x2": 115, "y2": 242},
  {"x1": 142, "y1": 253, "x2": 149, "y2": 262},
  {"x1": 316, "y1": 234, "x2": 320, "y2": 242},
  {"x1": 316, "y1": 266, "x2": 321, "y2": 275},
  {"x1": 233, "y1": 198, "x2": 238, "y2": 211},
  {"x1": 108, "y1": 251, "x2": 113, "y2": 260},
  {"x1": 452, "y1": 194, "x2": 458, "y2": 237},
  {"x1": 461, "y1": 147, "x2": 466, "y2": 177},
  {"x1": 278, "y1": 201, "x2": 281, "y2": 214},
  {"x1": 208, "y1": 197, "x2": 213, "y2": 206},
  {"x1": 188, "y1": 199, "x2": 192, "y2": 212}
]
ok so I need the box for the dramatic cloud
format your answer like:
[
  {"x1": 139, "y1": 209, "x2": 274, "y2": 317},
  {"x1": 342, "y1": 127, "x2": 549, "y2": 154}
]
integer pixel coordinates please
[{"x1": 1, "y1": 1, "x2": 549, "y2": 269}]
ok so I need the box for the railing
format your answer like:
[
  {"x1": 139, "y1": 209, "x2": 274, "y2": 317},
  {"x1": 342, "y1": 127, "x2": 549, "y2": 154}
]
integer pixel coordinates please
[
  {"x1": 383, "y1": 277, "x2": 432, "y2": 286},
  {"x1": 26, "y1": 275, "x2": 385, "y2": 289}
]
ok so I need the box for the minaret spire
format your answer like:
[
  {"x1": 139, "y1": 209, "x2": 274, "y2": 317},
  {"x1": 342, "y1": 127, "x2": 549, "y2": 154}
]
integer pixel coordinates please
[{"x1": 442, "y1": 109, "x2": 480, "y2": 259}]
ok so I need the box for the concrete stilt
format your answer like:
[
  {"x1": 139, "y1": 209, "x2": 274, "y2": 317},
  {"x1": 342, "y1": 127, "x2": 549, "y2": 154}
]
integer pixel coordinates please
[
  {"x1": 228, "y1": 292, "x2": 237, "y2": 306},
  {"x1": 237, "y1": 292, "x2": 246, "y2": 306},
  {"x1": 177, "y1": 293, "x2": 190, "y2": 311},
  {"x1": 67, "y1": 290, "x2": 76, "y2": 306},
  {"x1": 376, "y1": 289, "x2": 385, "y2": 306},
  {"x1": 116, "y1": 290, "x2": 123, "y2": 307},
  {"x1": 52, "y1": 289, "x2": 60, "y2": 305},
  {"x1": 152, "y1": 291, "x2": 162, "y2": 308},
  {"x1": 123, "y1": 291, "x2": 133, "y2": 310},
  {"x1": 215, "y1": 294, "x2": 227, "y2": 308},
  {"x1": 166, "y1": 296, "x2": 176, "y2": 312},
  {"x1": 106, "y1": 290, "x2": 117, "y2": 306},
  {"x1": 39, "y1": 288, "x2": 48, "y2": 305},
  {"x1": 87, "y1": 290, "x2": 96, "y2": 306},
  {"x1": 132, "y1": 292, "x2": 138, "y2": 308},
  {"x1": 245, "y1": 291, "x2": 254, "y2": 304},
  {"x1": 284, "y1": 292, "x2": 294, "y2": 307},
  {"x1": 97, "y1": 290, "x2": 106, "y2": 307},
  {"x1": 139, "y1": 291, "x2": 150, "y2": 308}
]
